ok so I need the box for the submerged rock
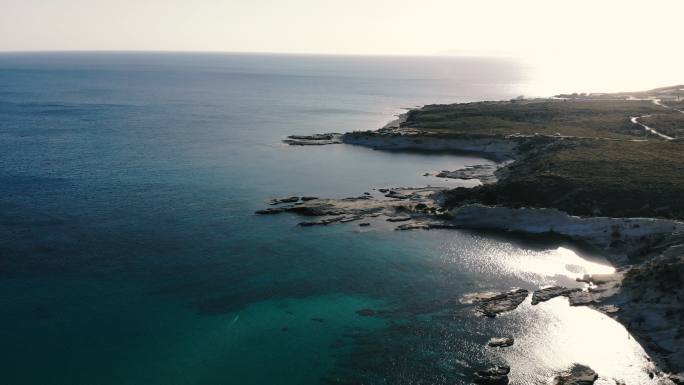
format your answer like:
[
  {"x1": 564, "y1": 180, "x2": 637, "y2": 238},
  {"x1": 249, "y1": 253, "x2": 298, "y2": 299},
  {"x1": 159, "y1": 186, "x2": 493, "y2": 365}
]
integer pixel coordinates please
[
  {"x1": 531, "y1": 286, "x2": 582, "y2": 305},
  {"x1": 477, "y1": 366, "x2": 510, "y2": 377},
  {"x1": 255, "y1": 208, "x2": 285, "y2": 215},
  {"x1": 487, "y1": 337, "x2": 514, "y2": 348},
  {"x1": 395, "y1": 222, "x2": 430, "y2": 231},
  {"x1": 474, "y1": 365, "x2": 511, "y2": 385},
  {"x1": 356, "y1": 309, "x2": 377, "y2": 317},
  {"x1": 269, "y1": 196, "x2": 299, "y2": 205},
  {"x1": 358, "y1": 222, "x2": 371, "y2": 227},
  {"x1": 386, "y1": 216, "x2": 412, "y2": 222},
  {"x1": 553, "y1": 364, "x2": 598, "y2": 385},
  {"x1": 339, "y1": 216, "x2": 363, "y2": 223},
  {"x1": 301, "y1": 196, "x2": 318, "y2": 201},
  {"x1": 474, "y1": 374, "x2": 509, "y2": 385},
  {"x1": 426, "y1": 222, "x2": 459, "y2": 229},
  {"x1": 298, "y1": 216, "x2": 345, "y2": 226}
]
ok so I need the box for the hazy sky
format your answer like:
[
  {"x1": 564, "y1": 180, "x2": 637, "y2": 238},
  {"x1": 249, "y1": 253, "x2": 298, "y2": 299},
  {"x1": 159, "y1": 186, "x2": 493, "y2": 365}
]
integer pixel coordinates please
[
  {"x1": 1, "y1": 0, "x2": 682, "y2": 91},
  {"x1": 0, "y1": 0, "x2": 681, "y2": 55}
]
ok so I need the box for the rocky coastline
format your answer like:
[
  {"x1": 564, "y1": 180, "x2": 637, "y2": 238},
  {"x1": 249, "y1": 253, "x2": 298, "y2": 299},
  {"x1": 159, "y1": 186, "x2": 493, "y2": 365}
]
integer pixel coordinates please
[
  {"x1": 265, "y1": 91, "x2": 684, "y2": 382},
  {"x1": 342, "y1": 127, "x2": 521, "y2": 162}
]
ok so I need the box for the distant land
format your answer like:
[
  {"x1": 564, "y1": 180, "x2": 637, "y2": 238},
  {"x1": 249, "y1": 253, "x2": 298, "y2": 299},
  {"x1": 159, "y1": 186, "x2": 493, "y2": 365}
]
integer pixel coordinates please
[{"x1": 266, "y1": 85, "x2": 684, "y2": 382}]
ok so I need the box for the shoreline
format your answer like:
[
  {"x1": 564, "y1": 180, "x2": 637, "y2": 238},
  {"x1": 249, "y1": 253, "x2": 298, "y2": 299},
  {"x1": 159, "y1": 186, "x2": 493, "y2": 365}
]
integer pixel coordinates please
[
  {"x1": 341, "y1": 127, "x2": 684, "y2": 376},
  {"x1": 450, "y1": 204, "x2": 684, "y2": 377},
  {"x1": 267, "y1": 88, "x2": 684, "y2": 381}
]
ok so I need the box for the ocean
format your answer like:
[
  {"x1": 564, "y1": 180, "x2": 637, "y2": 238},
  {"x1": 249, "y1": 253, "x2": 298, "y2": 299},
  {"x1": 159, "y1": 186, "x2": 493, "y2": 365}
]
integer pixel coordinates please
[{"x1": 0, "y1": 52, "x2": 655, "y2": 385}]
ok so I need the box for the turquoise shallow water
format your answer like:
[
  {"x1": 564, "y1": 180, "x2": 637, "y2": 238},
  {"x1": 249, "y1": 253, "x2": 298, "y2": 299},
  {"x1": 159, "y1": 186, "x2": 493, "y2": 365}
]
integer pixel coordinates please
[{"x1": 0, "y1": 53, "x2": 657, "y2": 384}]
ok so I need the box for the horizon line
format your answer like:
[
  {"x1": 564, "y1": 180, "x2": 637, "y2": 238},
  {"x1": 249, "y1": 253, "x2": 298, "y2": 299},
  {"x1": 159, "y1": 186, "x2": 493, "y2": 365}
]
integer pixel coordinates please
[{"x1": 0, "y1": 49, "x2": 513, "y2": 59}]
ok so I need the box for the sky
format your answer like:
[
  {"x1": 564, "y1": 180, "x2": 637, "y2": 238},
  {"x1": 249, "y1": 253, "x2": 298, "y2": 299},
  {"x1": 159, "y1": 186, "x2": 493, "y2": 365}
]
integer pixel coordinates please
[{"x1": 0, "y1": 0, "x2": 682, "y2": 91}]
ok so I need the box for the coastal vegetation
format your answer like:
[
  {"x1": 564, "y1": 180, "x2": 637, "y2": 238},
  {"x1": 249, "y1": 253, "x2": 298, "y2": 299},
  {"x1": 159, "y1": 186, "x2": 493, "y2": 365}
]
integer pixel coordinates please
[
  {"x1": 403, "y1": 99, "x2": 659, "y2": 139},
  {"x1": 640, "y1": 113, "x2": 684, "y2": 138},
  {"x1": 397, "y1": 86, "x2": 684, "y2": 219},
  {"x1": 444, "y1": 138, "x2": 684, "y2": 219}
]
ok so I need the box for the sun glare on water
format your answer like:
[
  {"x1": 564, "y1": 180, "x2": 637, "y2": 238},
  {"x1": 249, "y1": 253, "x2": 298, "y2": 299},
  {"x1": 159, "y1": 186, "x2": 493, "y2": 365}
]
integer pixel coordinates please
[
  {"x1": 442, "y1": 237, "x2": 655, "y2": 384},
  {"x1": 506, "y1": 299, "x2": 656, "y2": 385},
  {"x1": 449, "y1": 237, "x2": 615, "y2": 286}
]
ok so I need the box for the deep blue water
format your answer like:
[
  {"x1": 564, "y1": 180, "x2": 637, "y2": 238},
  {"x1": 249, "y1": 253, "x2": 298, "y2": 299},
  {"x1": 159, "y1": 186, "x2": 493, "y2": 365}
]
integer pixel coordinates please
[{"x1": 0, "y1": 53, "x2": 656, "y2": 385}]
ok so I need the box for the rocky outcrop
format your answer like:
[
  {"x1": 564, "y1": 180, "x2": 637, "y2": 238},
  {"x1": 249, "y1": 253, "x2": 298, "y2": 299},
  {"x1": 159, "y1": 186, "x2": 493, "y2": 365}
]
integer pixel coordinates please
[
  {"x1": 282, "y1": 133, "x2": 342, "y2": 145},
  {"x1": 298, "y1": 216, "x2": 347, "y2": 226},
  {"x1": 451, "y1": 204, "x2": 684, "y2": 374},
  {"x1": 256, "y1": 187, "x2": 454, "y2": 231},
  {"x1": 386, "y1": 216, "x2": 411, "y2": 222},
  {"x1": 393, "y1": 221, "x2": 461, "y2": 231},
  {"x1": 487, "y1": 337, "x2": 514, "y2": 348},
  {"x1": 269, "y1": 196, "x2": 300, "y2": 205},
  {"x1": 450, "y1": 204, "x2": 683, "y2": 261},
  {"x1": 553, "y1": 364, "x2": 598, "y2": 385},
  {"x1": 436, "y1": 164, "x2": 500, "y2": 185},
  {"x1": 341, "y1": 129, "x2": 520, "y2": 162},
  {"x1": 461, "y1": 289, "x2": 529, "y2": 317},
  {"x1": 531, "y1": 286, "x2": 582, "y2": 305},
  {"x1": 615, "y1": 254, "x2": 684, "y2": 373}
]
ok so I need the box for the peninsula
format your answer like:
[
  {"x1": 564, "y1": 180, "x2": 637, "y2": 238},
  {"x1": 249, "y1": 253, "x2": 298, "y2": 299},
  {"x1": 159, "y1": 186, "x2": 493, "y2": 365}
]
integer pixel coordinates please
[{"x1": 263, "y1": 85, "x2": 684, "y2": 383}]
